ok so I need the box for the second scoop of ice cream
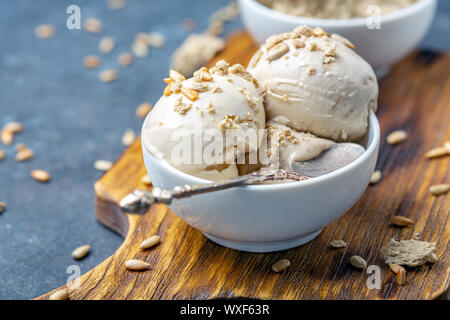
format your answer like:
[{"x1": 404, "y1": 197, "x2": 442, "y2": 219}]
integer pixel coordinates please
[{"x1": 248, "y1": 26, "x2": 378, "y2": 142}]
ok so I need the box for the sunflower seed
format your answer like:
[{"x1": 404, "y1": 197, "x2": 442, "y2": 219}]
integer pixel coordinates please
[
  {"x1": 425, "y1": 147, "x2": 448, "y2": 159},
  {"x1": 83, "y1": 55, "x2": 101, "y2": 69},
  {"x1": 16, "y1": 148, "x2": 34, "y2": 161},
  {"x1": 84, "y1": 18, "x2": 102, "y2": 33},
  {"x1": 147, "y1": 32, "x2": 165, "y2": 48},
  {"x1": 391, "y1": 216, "x2": 414, "y2": 227},
  {"x1": 99, "y1": 69, "x2": 118, "y2": 83},
  {"x1": 386, "y1": 130, "x2": 407, "y2": 145},
  {"x1": 330, "y1": 239, "x2": 347, "y2": 248},
  {"x1": 132, "y1": 41, "x2": 149, "y2": 58},
  {"x1": 99, "y1": 36, "x2": 115, "y2": 54},
  {"x1": 395, "y1": 266, "x2": 406, "y2": 286},
  {"x1": 118, "y1": 52, "x2": 133, "y2": 67},
  {"x1": 107, "y1": 0, "x2": 127, "y2": 10},
  {"x1": 125, "y1": 259, "x2": 151, "y2": 271},
  {"x1": 35, "y1": 24, "x2": 55, "y2": 39},
  {"x1": 349, "y1": 255, "x2": 367, "y2": 269},
  {"x1": 49, "y1": 288, "x2": 69, "y2": 300},
  {"x1": 388, "y1": 263, "x2": 402, "y2": 274},
  {"x1": 430, "y1": 184, "x2": 449, "y2": 196},
  {"x1": 272, "y1": 259, "x2": 290, "y2": 272},
  {"x1": 3, "y1": 122, "x2": 24, "y2": 133},
  {"x1": 30, "y1": 169, "x2": 51, "y2": 183},
  {"x1": 0, "y1": 201, "x2": 6, "y2": 214},
  {"x1": 0, "y1": 150, "x2": 5, "y2": 162},
  {"x1": 1, "y1": 130, "x2": 14, "y2": 146},
  {"x1": 267, "y1": 42, "x2": 289, "y2": 62},
  {"x1": 72, "y1": 244, "x2": 91, "y2": 260},
  {"x1": 369, "y1": 170, "x2": 382, "y2": 185},
  {"x1": 122, "y1": 129, "x2": 135, "y2": 147},
  {"x1": 94, "y1": 160, "x2": 112, "y2": 172},
  {"x1": 139, "y1": 235, "x2": 160, "y2": 249},
  {"x1": 136, "y1": 102, "x2": 152, "y2": 118},
  {"x1": 141, "y1": 175, "x2": 152, "y2": 186}
]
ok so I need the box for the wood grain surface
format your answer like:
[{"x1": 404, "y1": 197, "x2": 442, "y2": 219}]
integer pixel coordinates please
[{"x1": 38, "y1": 32, "x2": 449, "y2": 300}]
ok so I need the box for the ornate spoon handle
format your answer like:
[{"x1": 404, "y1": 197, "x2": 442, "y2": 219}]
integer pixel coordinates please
[{"x1": 120, "y1": 169, "x2": 307, "y2": 214}]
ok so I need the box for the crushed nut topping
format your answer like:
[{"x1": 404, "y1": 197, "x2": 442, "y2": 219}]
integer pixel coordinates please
[
  {"x1": 219, "y1": 114, "x2": 241, "y2": 130},
  {"x1": 210, "y1": 59, "x2": 229, "y2": 75},
  {"x1": 267, "y1": 124, "x2": 299, "y2": 146},
  {"x1": 207, "y1": 103, "x2": 215, "y2": 114},
  {"x1": 174, "y1": 97, "x2": 192, "y2": 115},
  {"x1": 267, "y1": 42, "x2": 289, "y2": 61}
]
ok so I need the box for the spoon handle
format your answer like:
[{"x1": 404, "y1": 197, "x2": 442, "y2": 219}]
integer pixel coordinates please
[{"x1": 120, "y1": 169, "x2": 307, "y2": 214}]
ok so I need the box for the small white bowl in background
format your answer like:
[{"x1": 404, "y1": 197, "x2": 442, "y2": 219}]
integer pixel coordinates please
[
  {"x1": 142, "y1": 112, "x2": 380, "y2": 252},
  {"x1": 238, "y1": 0, "x2": 437, "y2": 73}
]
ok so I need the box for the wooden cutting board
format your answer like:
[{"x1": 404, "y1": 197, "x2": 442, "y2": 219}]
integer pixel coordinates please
[{"x1": 38, "y1": 32, "x2": 449, "y2": 300}]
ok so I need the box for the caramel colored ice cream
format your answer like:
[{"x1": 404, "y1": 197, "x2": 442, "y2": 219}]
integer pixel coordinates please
[{"x1": 248, "y1": 26, "x2": 378, "y2": 142}]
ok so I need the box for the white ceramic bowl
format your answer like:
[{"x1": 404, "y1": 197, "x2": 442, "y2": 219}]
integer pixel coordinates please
[
  {"x1": 141, "y1": 112, "x2": 380, "y2": 252},
  {"x1": 238, "y1": 0, "x2": 437, "y2": 72}
]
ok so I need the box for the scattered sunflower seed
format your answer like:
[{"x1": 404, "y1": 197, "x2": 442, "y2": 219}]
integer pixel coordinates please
[
  {"x1": 3, "y1": 122, "x2": 24, "y2": 133},
  {"x1": 107, "y1": 0, "x2": 127, "y2": 10},
  {"x1": 84, "y1": 18, "x2": 102, "y2": 33},
  {"x1": 386, "y1": 130, "x2": 407, "y2": 145},
  {"x1": 430, "y1": 184, "x2": 449, "y2": 196},
  {"x1": 369, "y1": 170, "x2": 382, "y2": 185},
  {"x1": 425, "y1": 147, "x2": 448, "y2": 159},
  {"x1": 83, "y1": 55, "x2": 101, "y2": 69},
  {"x1": 72, "y1": 244, "x2": 91, "y2": 260},
  {"x1": 141, "y1": 175, "x2": 152, "y2": 186},
  {"x1": 139, "y1": 235, "x2": 160, "y2": 249},
  {"x1": 395, "y1": 267, "x2": 406, "y2": 286},
  {"x1": 147, "y1": 32, "x2": 165, "y2": 48},
  {"x1": 0, "y1": 201, "x2": 6, "y2": 214},
  {"x1": 388, "y1": 262, "x2": 402, "y2": 274},
  {"x1": 94, "y1": 160, "x2": 113, "y2": 172},
  {"x1": 16, "y1": 148, "x2": 34, "y2": 162},
  {"x1": 99, "y1": 69, "x2": 118, "y2": 83},
  {"x1": 30, "y1": 169, "x2": 51, "y2": 183},
  {"x1": 330, "y1": 239, "x2": 347, "y2": 248},
  {"x1": 272, "y1": 259, "x2": 290, "y2": 272},
  {"x1": 118, "y1": 52, "x2": 133, "y2": 67},
  {"x1": 15, "y1": 143, "x2": 27, "y2": 152},
  {"x1": 391, "y1": 216, "x2": 414, "y2": 227},
  {"x1": 349, "y1": 255, "x2": 367, "y2": 269},
  {"x1": 136, "y1": 102, "x2": 152, "y2": 118},
  {"x1": 35, "y1": 24, "x2": 55, "y2": 39},
  {"x1": 49, "y1": 288, "x2": 69, "y2": 300},
  {"x1": 99, "y1": 36, "x2": 115, "y2": 54},
  {"x1": 1, "y1": 130, "x2": 13, "y2": 146},
  {"x1": 122, "y1": 129, "x2": 135, "y2": 147},
  {"x1": 0, "y1": 150, "x2": 5, "y2": 162},
  {"x1": 125, "y1": 259, "x2": 151, "y2": 271},
  {"x1": 132, "y1": 41, "x2": 149, "y2": 58}
]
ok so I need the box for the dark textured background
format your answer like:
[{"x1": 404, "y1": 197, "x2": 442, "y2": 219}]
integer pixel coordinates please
[{"x1": 0, "y1": 0, "x2": 449, "y2": 300}]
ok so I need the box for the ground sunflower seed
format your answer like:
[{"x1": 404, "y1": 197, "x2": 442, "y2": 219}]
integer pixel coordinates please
[
  {"x1": 83, "y1": 55, "x2": 101, "y2": 69},
  {"x1": 49, "y1": 288, "x2": 69, "y2": 300},
  {"x1": 84, "y1": 18, "x2": 102, "y2": 33},
  {"x1": 122, "y1": 129, "x2": 135, "y2": 147},
  {"x1": 125, "y1": 259, "x2": 151, "y2": 271},
  {"x1": 94, "y1": 160, "x2": 113, "y2": 172},
  {"x1": 72, "y1": 244, "x2": 91, "y2": 260},
  {"x1": 118, "y1": 52, "x2": 133, "y2": 66},
  {"x1": 35, "y1": 24, "x2": 55, "y2": 39},
  {"x1": 99, "y1": 69, "x2": 118, "y2": 83},
  {"x1": 99, "y1": 36, "x2": 115, "y2": 54},
  {"x1": 369, "y1": 170, "x2": 382, "y2": 185},
  {"x1": 272, "y1": 259, "x2": 290, "y2": 272},
  {"x1": 430, "y1": 184, "x2": 449, "y2": 196},
  {"x1": 391, "y1": 216, "x2": 414, "y2": 227},
  {"x1": 16, "y1": 148, "x2": 34, "y2": 161},
  {"x1": 136, "y1": 102, "x2": 152, "y2": 118},
  {"x1": 30, "y1": 169, "x2": 51, "y2": 183},
  {"x1": 349, "y1": 255, "x2": 367, "y2": 269},
  {"x1": 139, "y1": 235, "x2": 160, "y2": 249},
  {"x1": 386, "y1": 130, "x2": 407, "y2": 145},
  {"x1": 330, "y1": 239, "x2": 347, "y2": 248}
]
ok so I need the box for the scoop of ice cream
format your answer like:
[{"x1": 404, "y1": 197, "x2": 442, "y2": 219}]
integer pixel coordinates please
[
  {"x1": 248, "y1": 26, "x2": 378, "y2": 142},
  {"x1": 143, "y1": 60, "x2": 265, "y2": 181},
  {"x1": 265, "y1": 120, "x2": 335, "y2": 171}
]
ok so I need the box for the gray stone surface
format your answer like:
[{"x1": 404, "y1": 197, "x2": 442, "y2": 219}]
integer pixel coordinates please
[{"x1": 0, "y1": 0, "x2": 448, "y2": 300}]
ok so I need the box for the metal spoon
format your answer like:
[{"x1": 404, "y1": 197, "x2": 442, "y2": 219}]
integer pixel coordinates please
[
  {"x1": 290, "y1": 143, "x2": 365, "y2": 178},
  {"x1": 120, "y1": 143, "x2": 364, "y2": 214}
]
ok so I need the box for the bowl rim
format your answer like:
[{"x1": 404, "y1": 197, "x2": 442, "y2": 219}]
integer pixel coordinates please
[
  {"x1": 240, "y1": 0, "x2": 436, "y2": 27},
  {"x1": 142, "y1": 111, "x2": 380, "y2": 191}
]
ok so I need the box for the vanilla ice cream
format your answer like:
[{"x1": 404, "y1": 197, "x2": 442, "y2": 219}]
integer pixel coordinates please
[
  {"x1": 143, "y1": 60, "x2": 265, "y2": 181},
  {"x1": 248, "y1": 26, "x2": 378, "y2": 142}
]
